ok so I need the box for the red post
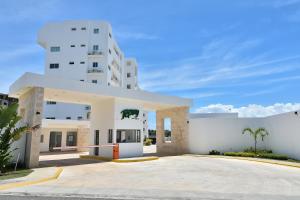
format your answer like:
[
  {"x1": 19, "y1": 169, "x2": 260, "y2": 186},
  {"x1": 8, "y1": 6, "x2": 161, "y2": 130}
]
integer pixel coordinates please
[{"x1": 113, "y1": 143, "x2": 119, "y2": 159}]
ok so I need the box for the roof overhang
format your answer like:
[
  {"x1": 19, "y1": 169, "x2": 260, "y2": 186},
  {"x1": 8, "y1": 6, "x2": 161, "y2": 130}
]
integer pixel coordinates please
[{"x1": 9, "y1": 73, "x2": 192, "y2": 111}]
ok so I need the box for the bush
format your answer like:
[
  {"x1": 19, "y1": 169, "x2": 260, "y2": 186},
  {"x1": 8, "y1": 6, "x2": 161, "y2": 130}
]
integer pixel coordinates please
[
  {"x1": 224, "y1": 151, "x2": 289, "y2": 160},
  {"x1": 258, "y1": 153, "x2": 288, "y2": 160},
  {"x1": 144, "y1": 138, "x2": 152, "y2": 146},
  {"x1": 244, "y1": 147, "x2": 272, "y2": 154},
  {"x1": 224, "y1": 152, "x2": 256, "y2": 157},
  {"x1": 209, "y1": 150, "x2": 221, "y2": 155}
]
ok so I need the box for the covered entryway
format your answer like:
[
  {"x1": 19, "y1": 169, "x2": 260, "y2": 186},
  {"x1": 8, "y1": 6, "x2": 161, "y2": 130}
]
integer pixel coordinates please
[{"x1": 9, "y1": 73, "x2": 192, "y2": 168}]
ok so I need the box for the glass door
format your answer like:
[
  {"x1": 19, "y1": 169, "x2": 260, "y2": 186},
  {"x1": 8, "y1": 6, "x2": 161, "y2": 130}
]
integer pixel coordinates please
[{"x1": 49, "y1": 131, "x2": 62, "y2": 151}]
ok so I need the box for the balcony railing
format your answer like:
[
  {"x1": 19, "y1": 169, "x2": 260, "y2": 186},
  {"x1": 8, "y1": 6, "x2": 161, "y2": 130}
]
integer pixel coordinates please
[
  {"x1": 88, "y1": 51, "x2": 103, "y2": 56},
  {"x1": 87, "y1": 68, "x2": 104, "y2": 73}
]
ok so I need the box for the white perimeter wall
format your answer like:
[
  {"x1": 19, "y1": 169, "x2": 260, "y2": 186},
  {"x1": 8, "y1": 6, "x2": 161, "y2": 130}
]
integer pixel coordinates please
[{"x1": 189, "y1": 111, "x2": 300, "y2": 160}]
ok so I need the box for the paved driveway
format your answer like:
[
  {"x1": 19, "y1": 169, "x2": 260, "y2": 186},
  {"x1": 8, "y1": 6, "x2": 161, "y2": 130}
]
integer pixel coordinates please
[{"x1": 2, "y1": 155, "x2": 300, "y2": 200}]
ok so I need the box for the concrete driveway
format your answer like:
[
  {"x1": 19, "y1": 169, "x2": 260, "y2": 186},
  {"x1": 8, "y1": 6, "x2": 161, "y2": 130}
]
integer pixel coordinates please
[{"x1": 2, "y1": 155, "x2": 300, "y2": 200}]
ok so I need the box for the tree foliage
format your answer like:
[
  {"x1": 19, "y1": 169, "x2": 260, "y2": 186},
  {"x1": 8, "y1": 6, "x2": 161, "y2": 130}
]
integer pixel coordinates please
[
  {"x1": 242, "y1": 127, "x2": 269, "y2": 153},
  {"x1": 0, "y1": 103, "x2": 27, "y2": 173}
]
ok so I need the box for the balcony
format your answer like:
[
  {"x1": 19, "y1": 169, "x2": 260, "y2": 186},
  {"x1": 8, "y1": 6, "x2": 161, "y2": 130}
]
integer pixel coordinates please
[
  {"x1": 87, "y1": 68, "x2": 104, "y2": 73},
  {"x1": 87, "y1": 51, "x2": 103, "y2": 56}
]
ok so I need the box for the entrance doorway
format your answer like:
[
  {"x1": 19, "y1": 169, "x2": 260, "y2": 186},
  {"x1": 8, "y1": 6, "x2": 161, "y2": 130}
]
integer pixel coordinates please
[{"x1": 49, "y1": 131, "x2": 62, "y2": 151}]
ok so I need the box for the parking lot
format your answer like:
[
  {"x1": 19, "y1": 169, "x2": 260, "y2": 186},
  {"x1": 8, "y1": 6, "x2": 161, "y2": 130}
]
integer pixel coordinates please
[{"x1": 1, "y1": 154, "x2": 300, "y2": 200}]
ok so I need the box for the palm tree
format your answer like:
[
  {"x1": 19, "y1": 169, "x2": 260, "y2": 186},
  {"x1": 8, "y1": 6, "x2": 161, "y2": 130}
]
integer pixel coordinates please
[
  {"x1": 242, "y1": 127, "x2": 269, "y2": 153},
  {"x1": 0, "y1": 103, "x2": 27, "y2": 173}
]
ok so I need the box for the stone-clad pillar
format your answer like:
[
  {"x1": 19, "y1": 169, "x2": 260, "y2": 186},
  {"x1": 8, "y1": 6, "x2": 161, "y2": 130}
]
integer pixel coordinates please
[
  {"x1": 18, "y1": 87, "x2": 44, "y2": 168},
  {"x1": 156, "y1": 106, "x2": 189, "y2": 155}
]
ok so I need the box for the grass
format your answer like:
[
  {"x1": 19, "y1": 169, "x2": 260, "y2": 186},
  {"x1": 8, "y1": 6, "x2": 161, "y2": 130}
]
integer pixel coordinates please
[{"x1": 0, "y1": 169, "x2": 33, "y2": 181}]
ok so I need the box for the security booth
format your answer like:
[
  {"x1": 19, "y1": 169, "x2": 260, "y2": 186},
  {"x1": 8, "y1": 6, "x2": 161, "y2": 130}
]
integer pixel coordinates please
[{"x1": 9, "y1": 73, "x2": 192, "y2": 168}]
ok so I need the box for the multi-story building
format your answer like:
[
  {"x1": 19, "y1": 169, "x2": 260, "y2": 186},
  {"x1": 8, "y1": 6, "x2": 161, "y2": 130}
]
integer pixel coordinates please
[{"x1": 37, "y1": 20, "x2": 148, "y2": 151}]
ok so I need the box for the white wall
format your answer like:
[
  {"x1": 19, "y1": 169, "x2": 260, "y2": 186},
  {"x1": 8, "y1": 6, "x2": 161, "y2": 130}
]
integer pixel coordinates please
[
  {"x1": 189, "y1": 117, "x2": 265, "y2": 154},
  {"x1": 264, "y1": 111, "x2": 300, "y2": 159},
  {"x1": 189, "y1": 110, "x2": 300, "y2": 160}
]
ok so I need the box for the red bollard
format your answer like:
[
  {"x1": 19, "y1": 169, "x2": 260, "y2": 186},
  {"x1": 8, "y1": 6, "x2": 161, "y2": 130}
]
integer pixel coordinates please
[{"x1": 113, "y1": 143, "x2": 119, "y2": 159}]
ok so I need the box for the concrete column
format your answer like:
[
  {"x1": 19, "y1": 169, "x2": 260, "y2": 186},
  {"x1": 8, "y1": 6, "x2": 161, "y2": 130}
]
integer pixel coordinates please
[
  {"x1": 113, "y1": 129, "x2": 117, "y2": 143},
  {"x1": 156, "y1": 106, "x2": 189, "y2": 155},
  {"x1": 18, "y1": 87, "x2": 44, "y2": 168}
]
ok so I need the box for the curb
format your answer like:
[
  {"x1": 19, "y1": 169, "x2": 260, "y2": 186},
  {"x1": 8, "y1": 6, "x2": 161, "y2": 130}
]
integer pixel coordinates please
[
  {"x1": 185, "y1": 154, "x2": 300, "y2": 169},
  {"x1": 113, "y1": 156, "x2": 159, "y2": 163},
  {"x1": 80, "y1": 155, "x2": 159, "y2": 163},
  {"x1": 0, "y1": 167, "x2": 63, "y2": 191}
]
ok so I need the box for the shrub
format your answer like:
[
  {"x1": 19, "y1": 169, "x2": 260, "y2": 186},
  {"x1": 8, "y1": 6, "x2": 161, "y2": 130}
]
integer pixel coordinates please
[
  {"x1": 258, "y1": 153, "x2": 288, "y2": 160},
  {"x1": 144, "y1": 138, "x2": 152, "y2": 146},
  {"x1": 244, "y1": 147, "x2": 272, "y2": 154},
  {"x1": 224, "y1": 152, "x2": 256, "y2": 157},
  {"x1": 209, "y1": 150, "x2": 221, "y2": 155},
  {"x1": 224, "y1": 151, "x2": 289, "y2": 160}
]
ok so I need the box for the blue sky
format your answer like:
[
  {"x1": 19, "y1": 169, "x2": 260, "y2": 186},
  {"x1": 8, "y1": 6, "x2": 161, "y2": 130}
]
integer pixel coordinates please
[{"x1": 1, "y1": 0, "x2": 300, "y2": 128}]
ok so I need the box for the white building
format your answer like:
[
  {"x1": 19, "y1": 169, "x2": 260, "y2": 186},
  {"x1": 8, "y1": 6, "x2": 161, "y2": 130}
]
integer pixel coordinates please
[{"x1": 37, "y1": 20, "x2": 148, "y2": 152}]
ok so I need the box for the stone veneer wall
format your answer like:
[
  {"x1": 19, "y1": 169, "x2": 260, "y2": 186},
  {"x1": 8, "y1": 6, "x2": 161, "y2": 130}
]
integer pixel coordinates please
[
  {"x1": 77, "y1": 128, "x2": 90, "y2": 152},
  {"x1": 156, "y1": 106, "x2": 189, "y2": 155},
  {"x1": 18, "y1": 87, "x2": 44, "y2": 168}
]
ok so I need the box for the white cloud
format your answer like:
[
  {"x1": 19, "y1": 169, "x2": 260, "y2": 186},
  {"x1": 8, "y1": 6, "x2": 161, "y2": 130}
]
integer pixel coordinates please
[
  {"x1": 195, "y1": 103, "x2": 300, "y2": 117},
  {"x1": 115, "y1": 31, "x2": 159, "y2": 40},
  {"x1": 0, "y1": 0, "x2": 60, "y2": 23},
  {"x1": 139, "y1": 37, "x2": 300, "y2": 93},
  {"x1": 0, "y1": 45, "x2": 41, "y2": 63}
]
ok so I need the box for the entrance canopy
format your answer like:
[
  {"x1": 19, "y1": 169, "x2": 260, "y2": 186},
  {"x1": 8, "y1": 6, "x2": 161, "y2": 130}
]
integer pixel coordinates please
[{"x1": 9, "y1": 73, "x2": 192, "y2": 110}]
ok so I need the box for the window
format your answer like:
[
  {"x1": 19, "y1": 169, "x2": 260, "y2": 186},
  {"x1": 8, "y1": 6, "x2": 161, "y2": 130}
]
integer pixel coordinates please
[
  {"x1": 94, "y1": 28, "x2": 99, "y2": 33},
  {"x1": 109, "y1": 33, "x2": 112, "y2": 38},
  {"x1": 108, "y1": 129, "x2": 113, "y2": 143},
  {"x1": 49, "y1": 63, "x2": 59, "y2": 69},
  {"x1": 117, "y1": 130, "x2": 140, "y2": 143},
  {"x1": 164, "y1": 118, "x2": 172, "y2": 143},
  {"x1": 108, "y1": 65, "x2": 111, "y2": 70},
  {"x1": 40, "y1": 135, "x2": 44, "y2": 143},
  {"x1": 69, "y1": 61, "x2": 74, "y2": 65},
  {"x1": 81, "y1": 27, "x2": 86, "y2": 30},
  {"x1": 70, "y1": 45, "x2": 75, "y2": 47},
  {"x1": 50, "y1": 46, "x2": 60, "y2": 52},
  {"x1": 85, "y1": 106, "x2": 91, "y2": 110},
  {"x1": 127, "y1": 73, "x2": 131, "y2": 78},
  {"x1": 80, "y1": 61, "x2": 85, "y2": 64},
  {"x1": 77, "y1": 116, "x2": 83, "y2": 120},
  {"x1": 46, "y1": 117, "x2": 55, "y2": 120},
  {"x1": 71, "y1": 27, "x2": 76, "y2": 31},
  {"x1": 92, "y1": 80, "x2": 97, "y2": 84},
  {"x1": 80, "y1": 79, "x2": 84, "y2": 82},
  {"x1": 80, "y1": 44, "x2": 86, "y2": 47},
  {"x1": 108, "y1": 49, "x2": 111, "y2": 54},
  {"x1": 126, "y1": 61, "x2": 131, "y2": 65},
  {"x1": 108, "y1": 82, "x2": 110, "y2": 86},
  {"x1": 66, "y1": 132, "x2": 77, "y2": 146},
  {"x1": 127, "y1": 84, "x2": 131, "y2": 89},
  {"x1": 66, "y1": 117, "x2": 71, "y2": 120},
  {"x1": 92, "y1": 62, "x2": 98, "y2": 68},
  {"x1": 137, "y1": 130, "x2": 141, "y2": 142},
  {"x1": 93, "y1": 45, "x2": 99, "y2": 51},
  {"x1": 46, "y1": 101, "x2": 56, "y2": 105}
]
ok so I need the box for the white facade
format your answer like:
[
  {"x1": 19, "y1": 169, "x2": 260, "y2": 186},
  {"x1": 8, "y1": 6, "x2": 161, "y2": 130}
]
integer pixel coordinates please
[{"x1": 36, "y1": 20, "x2": 148, "y2": 152}]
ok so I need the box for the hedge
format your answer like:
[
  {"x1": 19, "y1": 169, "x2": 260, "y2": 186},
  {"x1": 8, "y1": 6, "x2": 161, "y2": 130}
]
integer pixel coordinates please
[{"x1": 224, "y1": 152, "x2": 288, "y2": 160}]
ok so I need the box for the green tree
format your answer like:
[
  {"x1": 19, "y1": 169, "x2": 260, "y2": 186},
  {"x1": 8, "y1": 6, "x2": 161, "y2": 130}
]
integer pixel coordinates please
[
  {"x1": 0, "y1": 103, "x2": 27, "y2": 173},
  {"x1": 242, "y1": 127, "x2": 269, "y2": 153}
]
